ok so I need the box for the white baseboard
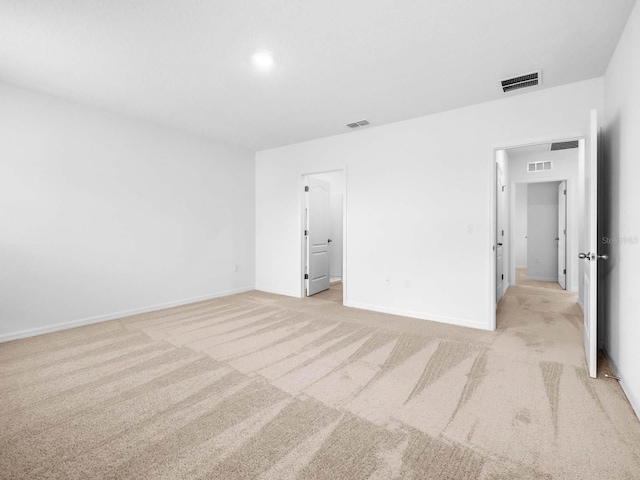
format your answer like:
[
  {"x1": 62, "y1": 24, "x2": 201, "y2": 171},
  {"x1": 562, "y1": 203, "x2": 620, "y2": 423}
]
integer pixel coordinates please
[
  {"x1": 0, "y1": 286, "x2": 254, "y2": 343},
  {"x1": 254, "y1": 286, "x2": 301, "y2": 298},
  {"x1": 577, "y1": 297, "x2": 584, "y2": 314},
  {"x1": 343, "y1": 300, "x2": 492, "y2": 331},
  {"x1": 602, "y1": 348, "x2": 640, "y2": 421}
]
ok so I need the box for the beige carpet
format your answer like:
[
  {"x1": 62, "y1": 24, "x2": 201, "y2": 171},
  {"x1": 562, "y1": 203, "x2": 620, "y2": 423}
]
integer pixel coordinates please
[
  {"x1": 1, "y1": 282, "x2": 639, "y2": 479},
  {"x1": 516, "y1": 268, "x2": 564, "y2": 290}
]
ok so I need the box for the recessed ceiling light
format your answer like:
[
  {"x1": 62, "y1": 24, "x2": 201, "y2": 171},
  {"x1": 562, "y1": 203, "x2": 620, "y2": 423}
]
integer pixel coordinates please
[{"x1": 252, "y1": 51, "x2": 274, "y2": 69}]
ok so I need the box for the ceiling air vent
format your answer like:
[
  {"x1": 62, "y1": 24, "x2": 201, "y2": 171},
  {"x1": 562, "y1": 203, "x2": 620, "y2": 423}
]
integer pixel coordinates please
[
  {"x1": 501, "y1": 70, "x2": 542, "y2": 93},
  {"x1": 550, "y1": 140, "x2": 579, "y2": 151},
  {"x1": 346, "y1": 119, "x2": 370, "y2": 129}
]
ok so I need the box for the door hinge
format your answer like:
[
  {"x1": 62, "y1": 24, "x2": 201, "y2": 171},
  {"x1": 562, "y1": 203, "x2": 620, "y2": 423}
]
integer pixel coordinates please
[
  {"x1": 564, "y1": 189, "x2": 567, "y2": 195},
  {"x1": 304, "y1": 186, "x2": 309, "y2": 192},
  {"x1": 501, "y1": 230, "x2": 504, "y2": 236},
  {"x1": 563, "y1": 269, "x2": 566, "y2": 274},
  {"x1": 304, "y1": 230, "x2": 308, "y2": 236},
  {"x1": 501, "y1": 274, "x2": 504, "y2": 280},
  {"x1": 304, "y1": 273, "x2": 309, "y2": 280},
  {"x1": 501, "y1": 186, "x2": 505, "y2": 192}
]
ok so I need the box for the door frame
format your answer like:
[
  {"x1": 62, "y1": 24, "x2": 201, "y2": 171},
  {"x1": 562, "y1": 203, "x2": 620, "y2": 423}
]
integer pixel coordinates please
[
  {"x1": 496, "y1": 161, "x2": 507, "y2": 304},
  {"x1": 299, "y1": 168, "x2": 347, "y2": 303},
  {"x1": 558, "y1": 180, "x2": 568, "y2": 290},
  {"x1": 508, "y1": 177, "x2": 572, "y2": 289},
  {"x1": 490, "y1": 133, "x2": 586, "y2": 330}
]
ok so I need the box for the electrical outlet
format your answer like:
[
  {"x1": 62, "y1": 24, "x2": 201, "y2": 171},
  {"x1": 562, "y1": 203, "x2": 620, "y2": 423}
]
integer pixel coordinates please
[
  {"x1": 466, "y1": 224, "x2": 473, "y2": 234},
  {"x1": 385, "y1": 278, "x2": 391, "y2": 286},
  {"x1": 404, "y1": 279, "x2": 410, "y2": 288},
  {"x1": 234, "y1": 265, "x2": 239, "y2": 272}
]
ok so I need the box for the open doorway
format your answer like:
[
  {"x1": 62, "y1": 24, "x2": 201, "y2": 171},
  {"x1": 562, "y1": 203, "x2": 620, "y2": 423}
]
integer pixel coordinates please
[
  {"x1": 492, "y1": 111, "x2": 600, "y2": 378},
  {"x1": 495, "y1": 141, "x2": 580, "y2": 297},
  {"x1": 302, "y1": 170, "x2": 345, "y2": 303},
  {"x1": 513, "y1": 181, "x2": 567, "y2": 290},
  {"x1": 507, "y1": 143, "x2": 579, "y2": 292}
]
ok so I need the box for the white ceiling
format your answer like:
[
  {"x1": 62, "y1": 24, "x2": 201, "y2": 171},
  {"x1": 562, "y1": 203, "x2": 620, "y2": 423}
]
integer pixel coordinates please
[{"x1": 0, "y1": 0, "x2": 635, "y2": 151}]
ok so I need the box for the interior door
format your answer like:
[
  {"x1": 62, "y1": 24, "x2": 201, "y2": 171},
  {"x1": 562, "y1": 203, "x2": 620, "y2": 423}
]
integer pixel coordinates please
[
  {"x1": 306, "y1": 177, "x2": 331, "y2": 296},
  {"x1": 580, "y1": 110, "x2": 601, "y2": 378},
  {"x1": 558, "y1": 181, "x2": 567, "y2": 289},
  {"x1": 496, "y1": 163, "x2": 506, "y2": 303}
]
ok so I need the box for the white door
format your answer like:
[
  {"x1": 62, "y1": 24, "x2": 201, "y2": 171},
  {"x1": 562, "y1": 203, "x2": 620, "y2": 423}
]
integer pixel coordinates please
[
  {"x1": 306, "y1": 177, "x2": 331, "y2": 296},
  {"x1": 580, "y1": 110, "x2": 603, "y2": 378},
  {"x1": 496, "y1": 164, "x2": 506, "y2": 303},
  {"x1": 557, "y1": 181, "x2": 567, "y2": 289}
]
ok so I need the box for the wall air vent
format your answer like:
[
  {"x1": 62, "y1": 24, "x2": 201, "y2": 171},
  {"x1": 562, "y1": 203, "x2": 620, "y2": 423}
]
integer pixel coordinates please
[
  {"x1": 501, "y1": 70, "x2": 542, "y2": 93},
  {"x1": 527, "y1": 161, "x2": 552, "y2": 172},
  {"x1": 550, "y1": 140, "x2": 579, "y2": 151},
  {"x1": 346, "y1": 119, "x2": 370, "y2": 129}
]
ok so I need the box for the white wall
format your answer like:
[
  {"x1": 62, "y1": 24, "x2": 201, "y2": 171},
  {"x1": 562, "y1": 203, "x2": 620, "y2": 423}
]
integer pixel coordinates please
[
  {"x1": 515, "y1": 184, "x2": 528, "y2": 268},
  {"x1": 526, "y1": 182, "x2": 560, "y2": 281},
  {"x1": 602, "y1": 1, "x2": 640, "y2": 417},
  {"x1": 509, "y1": 148, "x2": 579, "y2": 290},
  {"x1": 329, "y1": 194, "x2": 344, "y2": 279},
  {"x1": 509, "y1": 148, "x2": 579, "y2": 182},
  {"x1": 256, "y1": 78, "x2": 603, "y2": 330},
  {"x1": 0, "y1": 81, "x2": 255, "y2": 341}
]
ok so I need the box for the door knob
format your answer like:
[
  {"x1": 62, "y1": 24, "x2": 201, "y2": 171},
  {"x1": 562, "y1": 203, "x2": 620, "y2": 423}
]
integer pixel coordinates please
[
  {"x1": 497, "y1": 243, "x2": 503, "y2": 246},
  {"x1": 328, "y1": 239, "x2": 333, "y2": 243},
  {"x1": 579, "y1": 252, "x2": 609, "y2": 261}
]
